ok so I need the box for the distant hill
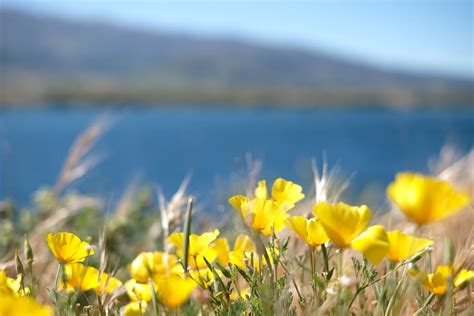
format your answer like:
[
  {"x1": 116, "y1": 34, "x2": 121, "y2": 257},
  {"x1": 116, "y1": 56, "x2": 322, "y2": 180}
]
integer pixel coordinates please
[{"x1": 1, "y1": 8, "x2": 472, "y2": 106}]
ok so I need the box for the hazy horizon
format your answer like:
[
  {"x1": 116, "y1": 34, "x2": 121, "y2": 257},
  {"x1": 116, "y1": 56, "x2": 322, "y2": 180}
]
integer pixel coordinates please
[{"x1": 2, "y1": 0, "x2": 473, "y2": 79}]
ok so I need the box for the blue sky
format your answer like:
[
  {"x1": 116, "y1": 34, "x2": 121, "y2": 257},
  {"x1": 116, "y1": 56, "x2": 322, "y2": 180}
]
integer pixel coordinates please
[{"x1": 4, "y1": 0, "x2": 473, "y2": 77}]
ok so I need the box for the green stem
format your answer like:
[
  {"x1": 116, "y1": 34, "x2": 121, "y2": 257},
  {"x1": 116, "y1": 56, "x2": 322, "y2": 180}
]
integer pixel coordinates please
[
  {"x1": 54, "y1": 263, "x2": 63, "y2": 291},
  {"x1": 182, "y1": 197, "x2": 194, "y2": 275},
  {"x1": 384, "y1": 279, "x2": 403, "y2": 316},
  {"x1": 413, "y1": 293, "x2": 435, "y2": 316},
  {"x1": 321, "y1": 243, "x2": 330, "y2": 280}
]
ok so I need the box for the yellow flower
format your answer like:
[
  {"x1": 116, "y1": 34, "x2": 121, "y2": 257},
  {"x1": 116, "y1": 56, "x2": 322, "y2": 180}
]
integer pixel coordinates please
[
  {"x1": 387, "y1": 172, "x2": 470, "y2": 225},
  {"x1": 189, "y1": 268, "x2": 215, "y2": 288},
  {"x1": 386, "y1": 230, "x2": 433, "y2": 262},
  {"x1": 129, "y1": 251, "x2": 181, "y2": 283},
  {"x1": 314, "y1": 202, "x2": 371, "y2": 248},
  {"x1": 95, "y1": 272, "x2": 122, "y2": 295},
  {"x1": 266, "y1": 178, "x2": 305, "y2": 206},
  {"x1": 351, "y1": 225, "x2": 389, "y2": 264},
  {"x1": 286, "y1": 216, "x2": 329, "y2": 247},
  {"x1": 412, "y1": 265, "x2": 453, "y2": 295},
  {"x1": 123, "y1": 301, "x2": 147, "y2": 316},
  {"x1": 45, "y1": 232, "x2": 94, "y2": 263},
  {"x1": 63, "y1": 263, "x2": 122, "y2": 295},
  {"x1": 213, "y1": 238, "x2": 230, "y2": 266},
  {"x1": 167, "y1": 230, "x2": 219, "y2": 269},
  {"x1": 0, "y1": 270, "x2": 29, "y2": 297},
  {"x1": 154, "y1": 274, "x2": 197, "y2": 308},
  {"x1": 125, "y1": 279, "x2": 153, "y2": 302},
  {"x1": 0, "y1": 296, "x2": 52, "y2": 316},
  {"x1": 229, "y1": 178, "x2": 304, "y2": 236},
  {"x1": 453, "y1": 269, "x2": 474, "y2": 287},
  {"x1": 228, "y1": 235, "x2": 259, "y2": 270},
  {"x1": 63, "y1": 263, "x2": 100, "y2": 292}
]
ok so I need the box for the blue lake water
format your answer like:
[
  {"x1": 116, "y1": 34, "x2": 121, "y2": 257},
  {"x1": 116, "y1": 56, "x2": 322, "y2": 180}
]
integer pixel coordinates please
[{"x1": 0, "y1": 106, "x2": 473, "y2": 207}]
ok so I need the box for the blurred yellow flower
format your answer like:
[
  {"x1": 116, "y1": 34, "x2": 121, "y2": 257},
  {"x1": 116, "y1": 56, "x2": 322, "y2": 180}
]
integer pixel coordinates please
[
  {"x1": 386, "y1": 230, "x2": 433, "y2": 262},
  {"x1": 453, "y1": 269, "x2": 474, "y2": 287},
  {"x1": 286, "y1": 215, "x2": 329, "y2": 248},
  {"x1": 213, "y1": 237, "x2": 230, "y2": 265},
  {"x1": 63, "y1": 263, "x2": 122, "y2": 295},
  {"x1": 266, "y1": 178, "x2": 305, "y2": 206},
  {"x1": 0, "y1": 270, "x2": 29, "y2": 297},
  {"x1": 0, "y1": 295, "x2": 52, "y2": 316},
  {"x1": 228, "y1": 235, "x2": 259, "y2": 270},
  {"x1": 168, "y1": 230, "x2": 219, "y2": 269},
  {"x1": 351, "y1": 225, "x2": 389, "y2": 264},
  {"x1": 125, "y1": 279, "x2": 153, "y2": 302},
  {"x1": 387, "y1": 172, "x2": 470, "y2": 225},
  {"x1": 154, "y1": 274, "x2": 197, "y2": 308},
  {"x1": 189, "y1": 268, "x2": 215, "y2": 288},
  {"x1": 314, "y1": 202, "x2": 371, "y2": 248},
  {"x1": 123, "y1": 301, "x2": 147, "y2": 316},
  {"x1": 45, "y1": 232, "x2": 94, "y2": 264},
  {"x1": 129, "y1": 251, "x2": 181, "y2": 283},
  {"x1": 95, "y1": 272, "x2": 122, "y2": 295},
  {"x1": 411, "y1": 265, "x2": 453, "y2": 295},
  {"x1": 63, "y1": 263, "x2": 100, "y2": 292},
  {"x1": 229, "y1": 178, "x2": 304, "y2": 236}
]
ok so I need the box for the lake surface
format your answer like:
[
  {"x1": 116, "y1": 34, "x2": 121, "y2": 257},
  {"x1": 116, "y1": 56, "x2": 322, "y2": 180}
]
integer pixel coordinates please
[{"x1": 0, "y1": 106, "x2": 473, "y2": 207}]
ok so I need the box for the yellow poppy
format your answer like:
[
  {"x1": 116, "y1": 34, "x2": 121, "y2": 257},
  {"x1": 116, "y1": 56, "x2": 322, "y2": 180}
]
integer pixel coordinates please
[
  {"x1": 228, "y1": 235, "x2": 259, "y2": 270},
  {"x1": 229, "y1": 178, "x2": 304, "y2": 236},
  {"x1": 214, "y1": 238, "x2": 230, "y2": 266},
  {"x1": 45, "y1": 232, "x2": 94, "y2": 263},
  {"x1": 351, "y1": 225, "x2": 389, "y2": 264},
  {"x1": 123, "y1": 301, "x2": 147, "y2": 316},
  {"x1": 125, "y1": 279, "x2": 153, "y2": 302},
  {"x1": 386, "y1": 230, "x2": 433, "y2": 262},
  {"x1": 286, "y1": 216, "x2": 329, "y2": 248},
  {"x1": 0, "y1": 270, "x2": 29, "y2": 297},
  {"x1": 63, "y1": 263, "x2": 100, "y2": 292},
  {"x1": 387, "y1": 172, "x2": 470, "y2": 225},
  {"x1": 0, "y1": 295, "x2": 52, "y2": 316},
  {"x1": 168, "y1": 230, "x2": 219, "y2": 269},
  {"x1": 189, "y1": 268, "x2": 215, "y2": 288},
  {"x1": 154, "y1": 274, "x2": 197, "y2": 308},
  {"x1": 95, "y1": 272, "x2": 122, "y2": 295},
  {"x1": 129, "y1": 251, "x2": 181, "y2": 283},
  {"x1": 314, "y1": 202, "x2": 371, "y2": 248},
  {"x1": 229, "y1": 195, "x2": 287, "y2": 236},
  {"x1": 411, "y1": 265, "x2": 453, "y2": 295},
  {"x1": 63, "y1": 263, "x2": 122, "y2": 294},
  {"x1": 453, "y1": 269, "x2": 474, "y2": 287},
  {"x1": 271, "y1": 178, "x2": 305, "y2": 206}
]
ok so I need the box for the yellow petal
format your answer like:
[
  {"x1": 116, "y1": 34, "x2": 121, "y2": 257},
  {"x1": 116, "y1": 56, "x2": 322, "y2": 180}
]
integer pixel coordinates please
[
  {"x1": 286, "y1": 216, "x2": 309, "y2": 243},
  {"x1": 307, "y1": 218, "x2": 329, "y2": 247},
  {"x1": 255, "y1": 180, "x2": 268, "y2": 200},
  {"x1": 213, "y1": 238, "x2": 230, "y2": 266},
  {"x1": 271, "y1": 178, "x2": 304, "y2": 205},
  {"x1": 45, "y1": 232, "x2": 94, "y2": 263},
  {"x1": 125, "y1": 279, "x2": 153, "y2": 302},
  {"x1": 154, "y1": 275, "x2": 196, "y2": 308},
  {"x1": 387, "y1": 172, "x2": 470, "y2": 225},
  {"x1": 64, "y1": 263, "x2": 100, "y2": 292},
  {"x1": 95, "y1": 272, "x2": 122, "y2": 295},
  {"x1": 454, "y1": 269, "x2": 474, "y2": 287},
  {"x1": 314, "y1": 202, "x2": 371, "y2": 248},
  {"x1": 351, "y1": 225, "x2": 389, "y2": 264},
  {"x1": 250, "y1": 198, "x2": 283, "y2": 236},
  {"x1": 233, "y1": 234, "x2": 256, "y2": 253},
  {"x1": 129, "y1": 252, "x2": 179, "y2": 283},
  {"x1": 0, "y1": 295, "x2": 52, "y2": 316},
  {"x1": 229, "y1": 195, "x2": 250, "y2": 218},
  {"x1": 386, "y1": 230, "x2": 433, "y2": 262},
  {"x1": 123, "y1": 301, "x2": 147, "y2": 316}
]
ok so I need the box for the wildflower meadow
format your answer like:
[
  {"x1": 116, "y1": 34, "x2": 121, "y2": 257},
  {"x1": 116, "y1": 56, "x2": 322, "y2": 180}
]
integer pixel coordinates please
[{"x1": 1, "y1": 161, "x2": 473, "y2": 316}]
